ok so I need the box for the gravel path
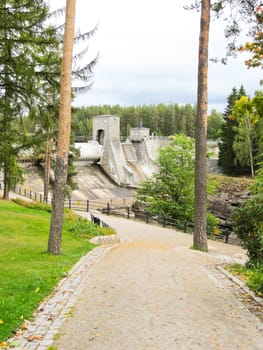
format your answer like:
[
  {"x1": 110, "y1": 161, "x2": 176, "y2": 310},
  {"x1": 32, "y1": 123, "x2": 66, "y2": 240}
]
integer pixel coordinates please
[
  {"x1": 51, "y1": 214, "x2": 262, "y2": 350},
  {"x1": 3, "y1": 191, "x2": 262, "y2": 349}
]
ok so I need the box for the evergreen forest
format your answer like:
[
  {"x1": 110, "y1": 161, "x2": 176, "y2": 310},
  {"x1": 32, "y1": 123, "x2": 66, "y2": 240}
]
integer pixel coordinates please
[
  {"x1": 72, "y1": 103, "x2": 224, "y2": 140},
  {"x1": 71, "y1": 85, "x2": 263, "y2": 178}
]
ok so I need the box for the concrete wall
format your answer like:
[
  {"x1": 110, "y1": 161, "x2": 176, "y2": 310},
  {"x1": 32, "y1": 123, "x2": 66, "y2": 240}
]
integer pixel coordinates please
[{"x1": 93, "y1": 115, "x2": 120, "y2": 146}]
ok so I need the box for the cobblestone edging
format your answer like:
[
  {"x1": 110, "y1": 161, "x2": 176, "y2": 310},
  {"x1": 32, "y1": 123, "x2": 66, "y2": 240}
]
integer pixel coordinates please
[
  {"x1": 7, "y1": 245, "x2": 115, "y2": 350},
  {"x1": 205, "y1": 264, "x2": 263, "y2": 324},
  {"x1": 89, "y1": 234, "x2": 120, "y2": 245}
]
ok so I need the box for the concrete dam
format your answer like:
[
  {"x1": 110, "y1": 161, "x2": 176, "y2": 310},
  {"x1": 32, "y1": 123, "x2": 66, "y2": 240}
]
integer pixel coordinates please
[
  {"x1": 16, "y1": 115, "x2": 170, "y2": 201},
  {"x1": 73, "y1": 115, "x2": 169, "y2": 189},
  {"x1": 12, "y1": 115, "x2": 218, "y2": 201}
]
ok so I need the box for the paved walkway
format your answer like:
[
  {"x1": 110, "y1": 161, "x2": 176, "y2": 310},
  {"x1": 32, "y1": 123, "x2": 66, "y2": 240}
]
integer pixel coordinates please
[{"x1": 8, "y1": 214, "x2": 263, "y2": 350}]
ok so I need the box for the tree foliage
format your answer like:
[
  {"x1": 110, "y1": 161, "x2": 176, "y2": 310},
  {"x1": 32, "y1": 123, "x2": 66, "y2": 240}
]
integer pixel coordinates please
[
  {"x1": 232, "y1": 197, "x2": 263, "y2": 265},
  {"x1": 239, "y1": 4, "x2": 263, "y2": 69},
  {"x1": 207, "y1": 109, "x2": 224, "y2": 139},
  {"x1": 232, "y1": 95, "x2": 260, "y2": 177},
  {"x1": 219, "y1": 88, "x2": 263, "y2": 176},
  {"x1": 0, "y1": 0, "x2": 56, "y2": 198},
  {"x1": 72, "y1": 103, "x2": 197, "y2": 139},
  {"x1": 218, "y1": 86, "x2": 248, "y2": 175},
  {"x1": 239, "y1": 31, "x2": 263, "y2": 69},
  {"x1": 137, "y1": 134, "x2": 195, "y2": 221},
  {"x1": 251, "y1": 161, "x2": 263, "y2": 194}
]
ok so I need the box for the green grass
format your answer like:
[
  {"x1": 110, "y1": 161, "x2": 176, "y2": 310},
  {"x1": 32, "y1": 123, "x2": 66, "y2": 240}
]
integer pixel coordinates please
[
  {"x1": 226, "y1": 264, "x2": 263, "y2": 297},
  {"x1": 0, "y1": 200, "x2": 111, "y2": 342}
]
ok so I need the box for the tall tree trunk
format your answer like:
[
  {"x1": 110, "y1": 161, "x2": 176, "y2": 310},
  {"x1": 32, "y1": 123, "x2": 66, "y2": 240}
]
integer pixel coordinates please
[
  {"x1": 193, "y1": 0, "x2": 210, "y2": 252},
  {"x1": 44, "y1": 136, "x2": 52, "y2": 203},
  {"x1": 48, "y1": 0, "x2": 76, "y2": 254},
  {"x1": 3, "y1": 158, "x2": 9, "y2": 200},
  {"x1": 244, "y1": 116, "x2": 254, "y2": 178}
]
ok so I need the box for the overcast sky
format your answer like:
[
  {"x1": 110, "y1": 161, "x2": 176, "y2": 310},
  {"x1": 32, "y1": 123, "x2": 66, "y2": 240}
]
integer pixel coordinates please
[{"x1": 50, "y1": 0, "x2": 262, "y2": 113}]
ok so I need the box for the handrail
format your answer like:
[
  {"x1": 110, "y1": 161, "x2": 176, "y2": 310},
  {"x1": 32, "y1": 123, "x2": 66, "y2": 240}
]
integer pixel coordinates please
[{"x1": 0, "y1": 181, "x2": 237, "y2": 245}]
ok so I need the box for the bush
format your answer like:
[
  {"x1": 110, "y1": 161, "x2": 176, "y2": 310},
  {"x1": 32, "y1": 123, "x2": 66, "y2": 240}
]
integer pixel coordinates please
[
  {"x1": 246, "y1": 267, "x2": 263, "y2": 296},
  {"x1": 227, "y1": 264, "x2": 263, "y2": 297},
  {"x1": 12, "y1": 199, "x2": 116, "y2": 238},
  {"x1": 63, "y1": 213, "x2": 116, "y2": 238},
  {"x1": 100, "y1": 226, "x2": 116, "y2": 236},
  {"x1": 231, "y1": 196, "x2": 263, "y2": 265},
  {"x1": 12, "y1": 198, "x2": 52, "y2": 212},
  {"x1": 207, "y1": 212, "x2": 220, "y2": 235}
]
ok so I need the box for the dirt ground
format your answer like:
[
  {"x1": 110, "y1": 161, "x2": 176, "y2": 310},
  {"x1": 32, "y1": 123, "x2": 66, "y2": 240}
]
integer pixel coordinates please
[{"x1": 53, "y1": 215, "x2": 263, "y2": 350}]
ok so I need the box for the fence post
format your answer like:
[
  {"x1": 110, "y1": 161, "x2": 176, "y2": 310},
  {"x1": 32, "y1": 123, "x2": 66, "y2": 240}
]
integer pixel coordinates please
[
  {"x1": 146, "y1": 212, "x2": 149, "y2": 224},
  {"x1": 163, "y1": 216, "x2": 166, "y2": 227},
  {"x1": 69, "y1": 198, "x2": 71, "y2": 209},
  {"x1": 184, "y1": 221, "x2": 187, "y2": 233},
  {"x1": 107, "y1": 202, "x2": 110, "y2": 215},
  {"x1": 86, "y1": 200, "x2": 89, "y2": 212},
  {"x1": 127, "y1": 207, "x2": 130, "y2": 219}
]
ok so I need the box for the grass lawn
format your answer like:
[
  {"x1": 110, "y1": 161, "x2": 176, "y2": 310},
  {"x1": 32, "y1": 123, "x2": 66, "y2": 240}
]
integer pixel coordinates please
[{"x1": 0, "y1": 200, "x2": 107, "y2": 342}]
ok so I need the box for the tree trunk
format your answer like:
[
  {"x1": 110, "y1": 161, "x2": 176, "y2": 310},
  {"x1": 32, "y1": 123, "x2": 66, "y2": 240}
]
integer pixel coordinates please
[
  {"x1": 48, "y1": 0, "x2": 76, "y2": 254},
  {"x1": 44, "y1": 137, "x2": 52, "y2": 203},
  {"x1": 244, "y1": 116, "x2": 254, "y2": 178},
  {"x1": 3, "y1": 159, "x2": 9, "y2": 200},
  {"x1": 193, "y1": 0, "x2": 210, "y2": 252}
]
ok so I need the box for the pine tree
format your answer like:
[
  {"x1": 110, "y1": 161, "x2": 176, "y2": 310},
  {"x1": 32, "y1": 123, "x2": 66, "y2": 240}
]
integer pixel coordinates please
[
  {"x1": 218, "y1": 86, "x2": 248, "y2": 175},
  {"x1": 193, "y1": 0, "x2": 210, "y2": 252},
  {"x1": 0, "y1": 0, "x2": 58, "y2": 199},
  {"x1": 47, "y1": 0, "x2": 76, "y2": 255}
]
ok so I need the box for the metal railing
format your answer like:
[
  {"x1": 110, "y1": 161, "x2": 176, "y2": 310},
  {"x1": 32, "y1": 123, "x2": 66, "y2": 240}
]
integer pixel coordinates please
[
  {"x1": 0, "y1": 182, "x2": 239, "y2": 245},
  {"x1": 0, "y1": 182, "x2": 134, "y2": 214}
]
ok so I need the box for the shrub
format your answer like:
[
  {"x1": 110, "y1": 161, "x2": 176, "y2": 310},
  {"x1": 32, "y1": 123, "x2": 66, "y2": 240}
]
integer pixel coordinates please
[
  {"x1": 231, "y1": 196, "x2": 263, "y2": 265},
  {"x1": 12, "y1": 198, "x2": 52, "y2": 212},
  {"x1": 100, "y1": 226, "x2": 116, "y2": 236},
  {"x1": 64, "y1": 214, "x2": 116, "y2": 238},
  {"x1": 226, "y1": 264, "x2": 263, "y2": 297},
  {"x1": 207, "y1": 212, "x2": 220, "y2": 235},
  {"x1": 12, "y1": 199, "x2": 116, "y2": 238},
  {"x1": 246, "y1": 267, "x2": 263, "y2": 296}
]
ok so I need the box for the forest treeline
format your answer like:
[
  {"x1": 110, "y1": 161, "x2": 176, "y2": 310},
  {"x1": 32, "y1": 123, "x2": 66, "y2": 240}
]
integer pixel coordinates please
[
  {"x1": 72, "y1": 103, "x2": 223, "y2": 139},
  {"x1": 72, "y1": 85, "x2": 263, "y2": 177}
]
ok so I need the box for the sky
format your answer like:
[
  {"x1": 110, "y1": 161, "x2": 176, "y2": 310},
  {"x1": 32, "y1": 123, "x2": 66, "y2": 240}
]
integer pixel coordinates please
[{"x1": 50, "y1": 0, "x2": 262, "y2": 113}]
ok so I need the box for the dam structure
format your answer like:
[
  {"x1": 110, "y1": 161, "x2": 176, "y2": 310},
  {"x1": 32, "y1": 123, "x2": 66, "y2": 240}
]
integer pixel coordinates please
[
  {"x1": 2, "y1": 115, "x2": 219, "y2": 201},
  {"x1": 74, "y1": 115, "x2": 169, "y2": 189},
  {"x1": 7, "y1": 115, "x2": 168, "y2": 201},
  {"x1": 72, "y1": 115, "x2": 219, "y2": 200}
]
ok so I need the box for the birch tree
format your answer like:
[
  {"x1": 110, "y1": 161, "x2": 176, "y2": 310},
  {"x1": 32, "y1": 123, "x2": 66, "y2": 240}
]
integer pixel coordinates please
[{"x1": 232, "y1": 96, "x2": 260, "y2": 178}]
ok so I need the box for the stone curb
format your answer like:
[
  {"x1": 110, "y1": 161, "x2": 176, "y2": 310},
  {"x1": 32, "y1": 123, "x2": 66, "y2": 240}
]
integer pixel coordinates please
[
  {"x1": 6, "y1": 245, "x2": 115, "y2": 350},
  {"x1": 216, "y1": 265, "x2": 263, "y2": 305},
  {"x1": 89, "y1": 234, "x2": 121, "y2": 245}
]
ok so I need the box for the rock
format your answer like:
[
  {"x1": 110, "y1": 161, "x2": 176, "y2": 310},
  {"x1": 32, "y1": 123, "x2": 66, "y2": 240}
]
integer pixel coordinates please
[{"x1": 90, "y1": 235, "x2": 120, "y2": 245}]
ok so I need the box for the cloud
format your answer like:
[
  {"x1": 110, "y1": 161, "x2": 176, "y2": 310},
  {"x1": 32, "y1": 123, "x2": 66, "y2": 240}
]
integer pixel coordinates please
[{"x1": 51, "y1": 0, "x2": 262, "y2": 112}]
